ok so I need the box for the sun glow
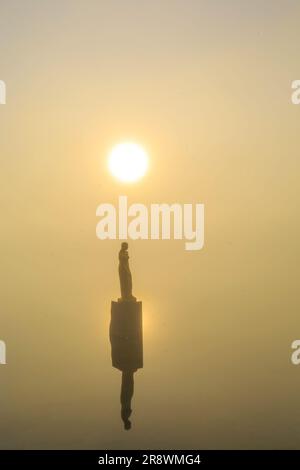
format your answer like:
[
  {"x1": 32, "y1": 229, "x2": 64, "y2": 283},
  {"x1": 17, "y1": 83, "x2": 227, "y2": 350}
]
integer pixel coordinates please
[{"x1": 108, "y1": 142, "x2": 149, "y2": 183}]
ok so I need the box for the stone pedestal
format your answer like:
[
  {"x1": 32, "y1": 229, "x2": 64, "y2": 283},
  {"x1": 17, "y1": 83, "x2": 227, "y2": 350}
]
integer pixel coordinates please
[{"x1": 110, "y1": 301, "x2": 143, "y2": 371}]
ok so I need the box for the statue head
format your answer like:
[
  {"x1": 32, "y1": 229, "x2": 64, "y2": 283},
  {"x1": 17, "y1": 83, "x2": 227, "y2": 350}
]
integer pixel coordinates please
[{"x1": 121, "y1": 242, "x2": 128, "y2": 251}]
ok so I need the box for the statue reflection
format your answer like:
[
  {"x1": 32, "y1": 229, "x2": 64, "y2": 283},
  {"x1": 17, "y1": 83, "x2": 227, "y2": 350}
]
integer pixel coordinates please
[
  {"x1": 110, "y1": 243, "x2": 143, "y2": 430},
  {"x1": 120, "y1": 370, "x2": 135, "y2": 430}
]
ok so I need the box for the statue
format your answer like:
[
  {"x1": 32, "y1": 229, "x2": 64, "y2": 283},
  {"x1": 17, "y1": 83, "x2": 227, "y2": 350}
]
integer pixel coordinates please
[
  {"x1": 110, "y1": 242, "x2": 143, "y2": 429},
  {"x1": 118, "y1": 242, "x2": 136, "y2": 302},
  {"x1": 120, "y1": 370, "x2": 135, "y2": 430}
]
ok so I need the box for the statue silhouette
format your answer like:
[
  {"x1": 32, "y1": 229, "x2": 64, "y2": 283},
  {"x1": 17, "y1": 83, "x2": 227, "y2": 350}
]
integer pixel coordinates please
[
  {"x1": 120, "y1": 370, "x2": 135, "y2": 430},
  {"x1": 118, "y1": 242, "x2": 136, "y2": 302},
  {"x1": 110, "y1": 243, "x2": 143, "y2": 430}
]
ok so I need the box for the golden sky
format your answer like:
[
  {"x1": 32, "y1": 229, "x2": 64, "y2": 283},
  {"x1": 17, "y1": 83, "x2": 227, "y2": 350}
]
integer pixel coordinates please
[{"x1": 0, "y1": 0, "x2": 300, "y2": 449}]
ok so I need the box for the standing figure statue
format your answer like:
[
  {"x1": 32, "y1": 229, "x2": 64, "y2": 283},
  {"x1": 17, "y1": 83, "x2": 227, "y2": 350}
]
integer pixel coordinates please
[
  {"x1": 110, "y1": 242, "x2": 143, "y2": 429},
  {"x1": 118, "y1": 242, "x2": 136, "y2": 302}
]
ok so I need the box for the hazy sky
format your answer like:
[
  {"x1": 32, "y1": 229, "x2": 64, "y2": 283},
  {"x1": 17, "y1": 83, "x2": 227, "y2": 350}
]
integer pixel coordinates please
[{"x1": 0, "y1": 0, "x2": 300, "y2": 449}]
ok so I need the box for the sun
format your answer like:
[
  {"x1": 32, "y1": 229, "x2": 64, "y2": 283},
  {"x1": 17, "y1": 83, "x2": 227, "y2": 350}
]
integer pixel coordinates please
[{"x1": 108, "y1": 142, "x2": 149, "y2": 183}]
